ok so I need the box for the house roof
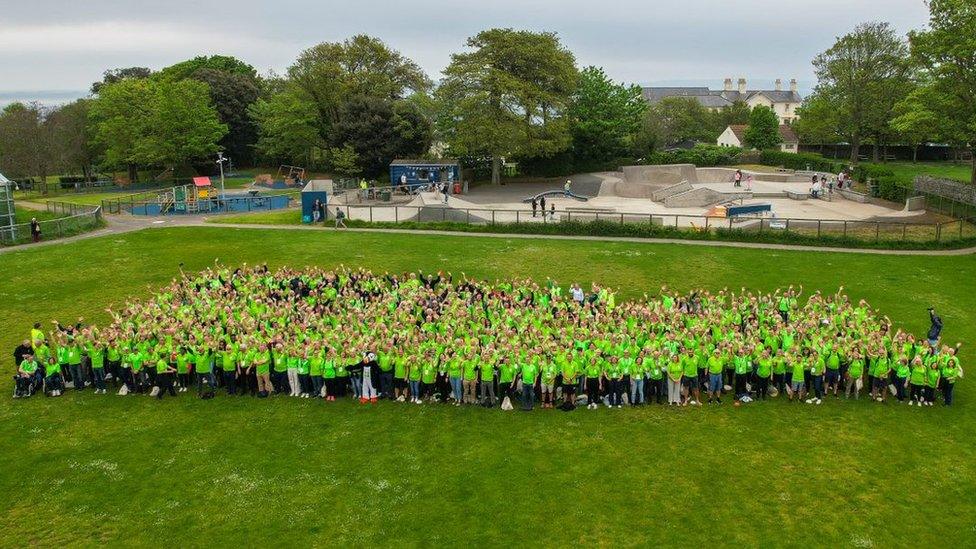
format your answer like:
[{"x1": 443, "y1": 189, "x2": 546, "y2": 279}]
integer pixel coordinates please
[
  {"x1": 727, "y1": 124, "x2": 798, "y2": 144},
  {"x1": 192, "y1": 176, "x2": 212, "y2": 187},
  {"x1": 642, "y1": 86, "x2": 803, "y2": 107}
]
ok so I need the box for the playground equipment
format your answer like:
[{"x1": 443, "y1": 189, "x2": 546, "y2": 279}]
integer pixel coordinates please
[
  {"x1": 521, "y1": 189, "x2": 590, "y2": 203},
  {"x1": 159, "y1": 177, "x2": 216, "y2": 214},
  {"x1": 0, "y1": 172, "x2": 14, "y2": 241},
  {"x1": 274, "y1": 165, "x2": 306, "y2": 186}
]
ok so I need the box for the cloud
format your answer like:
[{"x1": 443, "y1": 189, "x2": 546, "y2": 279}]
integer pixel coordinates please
[{"x1": 0, "y1": 0, "x2": 932, "y2": 98}]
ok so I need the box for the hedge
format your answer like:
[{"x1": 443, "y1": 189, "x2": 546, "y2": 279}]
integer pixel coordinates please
[
  {"x1": 337, "y1": 218, "x2": 976, "y2": 251},
  {"x1": 644, "y1": 145, "x2": 742, "y2": 167},
  {"x1": 759, "y1": 150, "x2": 843, "y2": 173}
]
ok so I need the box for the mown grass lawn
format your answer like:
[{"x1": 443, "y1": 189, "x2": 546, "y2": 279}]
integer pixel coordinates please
[{"x1": 1, "y1": 227, "x2": 974, "y2": 547}]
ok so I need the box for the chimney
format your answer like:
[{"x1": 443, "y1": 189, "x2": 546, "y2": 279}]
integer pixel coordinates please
[
  {"x1": 737, "y1": 77, "x2": 746, "y2": 94},
  {"x1": 775, "y1": 78, "x2": 782, "y2": 91},
  {"x1": 790, "y1": 78, "x2": 797, "y2": 93},
  {"x1": 724, "y1": 77, "x2": 733, "y2": 91}
]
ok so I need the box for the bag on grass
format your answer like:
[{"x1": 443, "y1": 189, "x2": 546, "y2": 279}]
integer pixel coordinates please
[
  {"x1": 501, "y1": 396, "x2": 513, "y2": 411},
  {"x1": 149, "y1": 386, "x2": 160, "y2": 397},
  {"x1": 117, "y1": 385, "x2": 129, "y2": 396}
]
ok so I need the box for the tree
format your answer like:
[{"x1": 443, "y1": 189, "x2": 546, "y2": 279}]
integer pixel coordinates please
[
  {"x1": 710, "y1": 100, "x2": 751, "y2": 132},
  {"x1": 793, "y1": 91, "x2": 843, "y2": 148},
  {"x1": 744, "y1": 105, "x2": 782, "y2": 150},
  {"x1": 890, "y1": 85, "x2": 947, "y2": 162},
  {"x1": 190, "y1": 68, "x2": 261, "y2": 165},
  {"x1": 158, "y1": 55, "x2": 258, "y2": 82},
  {"x1": 285, "y1": 35, "x2": 430, "y2": 147},
  {"x1": 250, "y1": 88, "x2": 325, "y2": 166},
  {"x1": 568, "y1": 66, "x2": 645, "y2": 169},
  {"x1": 640, "y1": 97, "x2": 716, "y2": 150},
  {"x1": 910, "y1": 0, "x2": 976, "y2": 183},
  {"x1": 91, "y1": 67, "x2": 152, "y2": 94},
  {"x1": 90, "y1": 79, "x2": 227, "y2": 180},
  {"x1": 0, "y1": 102, "x2": 53, "y2": 187},
  {"x1": 438, "y1": 28, "x2": 578, "y2": 185},
  {"x1": 333, "y1": 95, "x2": 432, "y2": 177},
  {"x1": 46, "y1": 99, "x2": 99, "y2": 180},
  {"x1": 812, "y1": 22, "x2": 912, "y2": 164}
]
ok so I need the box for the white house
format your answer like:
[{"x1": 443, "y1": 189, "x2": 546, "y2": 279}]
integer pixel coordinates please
[
  {"x1": 643, "y1": 77, "x2": 803, "y2": 125},
  {"x1": 717, "y1": 124, "x2": 799, "y2": 153}
]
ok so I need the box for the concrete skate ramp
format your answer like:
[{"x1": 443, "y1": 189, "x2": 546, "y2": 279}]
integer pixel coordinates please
[{"x1": 621, "y1": 164, "x2": 698, "y2": 185}]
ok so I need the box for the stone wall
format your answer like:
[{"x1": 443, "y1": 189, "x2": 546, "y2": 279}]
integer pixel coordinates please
[{"x1": 914, "y1": 176, "x2": 976, "y2": 206}]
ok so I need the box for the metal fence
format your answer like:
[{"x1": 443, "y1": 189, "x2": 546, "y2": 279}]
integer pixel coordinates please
[
  {"x1": 327, "y1": 203, "x2": 976, "y2": 244},
  {"x1": 101, "y1": 189, "x2": 300, "y2": 216},
  {"x1": 0, "y1": 203, "x2": 103, "y2": 246}
]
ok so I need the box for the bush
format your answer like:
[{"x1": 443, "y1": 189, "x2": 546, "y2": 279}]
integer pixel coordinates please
[
  {"x1": 335, "y1": 217, "x2": 976, "y2": 251},
  {"x1": 760, "y1": 150, "x2": 842, "y2": 173},
  {"x1": 645, "y1": 145, "x2": 742, "y2": 167}
]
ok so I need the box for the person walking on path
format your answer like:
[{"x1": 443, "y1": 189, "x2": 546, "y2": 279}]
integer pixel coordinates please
[{"x1": 30, "y1": 218, "x2": 41, "y2": 243}]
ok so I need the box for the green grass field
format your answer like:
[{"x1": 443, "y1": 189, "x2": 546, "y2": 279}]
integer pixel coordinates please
[{"x1": 1, "y1": 227, "x2": 975, "y2": 546}]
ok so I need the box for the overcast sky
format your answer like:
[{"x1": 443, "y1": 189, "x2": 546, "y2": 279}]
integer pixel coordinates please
[{"x1": 0, "y1": 0, "x2": 931, "y2": 103}]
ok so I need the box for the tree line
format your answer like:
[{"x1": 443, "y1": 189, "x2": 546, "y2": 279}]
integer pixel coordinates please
[
  {"x1": 0, "y1": 30, "x2": 775, "y2": 187},
  {"x1": 794, "y1": 0, "x2": 976, "y2": 183}
]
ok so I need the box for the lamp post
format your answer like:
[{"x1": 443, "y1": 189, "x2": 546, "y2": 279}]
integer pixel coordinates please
[{"x1": 216, "y1": 152, "x2": 228, "y2": 200}]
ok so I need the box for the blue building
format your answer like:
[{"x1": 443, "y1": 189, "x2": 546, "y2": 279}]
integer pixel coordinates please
[{"x1": 389, "y1": 159, "x2": 460, "y2": 192}]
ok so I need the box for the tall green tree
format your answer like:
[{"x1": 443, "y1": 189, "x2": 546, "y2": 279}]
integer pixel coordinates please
[
  {"x1": 793, "y1": 91, "x2": 843, "y2": 147},
  {"x1": 190, "y1": 68, "x2": 261, "y2": 165},
  {"x1": 158, "y1": 55, "x2": 258, "y2": 82},
  {"x1": 46, "y1": 99, "x2": 99, "y2": 180},
  {"x1": 438, "y1": 28, "x2": 578, "y2": 185},
  {"x1": 639, "y1": 97, "x2": 716, "y2": 151},
  {"x1": 811, "y1": 22, "x2": 912, "y2": 164},
  {"x1": 910, "y1": 0, "x2": 976, "y2": 183},
  {"x1": 90, "y1": 79, "x2": 227, "y2": 181},
  {"x1": 90, "y1": 67, "x2": 152, "y2": 95},
  {"x1": 333, "y1": 95, "x2": 432, "y2": 177},
  {"x1": 710, "y1": 100, "x2": 752, "y2": 132},
  {"x1": 744, "y1": 105, "x2": 782, "y2": 150},
  {"x1": 0, "y1": 102, "x2": 52, "y2": 186},
  {"x1": 568, "y1": 66, "x2": 645, "y2": 169},
  {"x1": 286, "y1": 35, "x2": 430, "y2": 146},
  {"x1": 890, "y1": 85, "x2": 947, "y2": 163}
]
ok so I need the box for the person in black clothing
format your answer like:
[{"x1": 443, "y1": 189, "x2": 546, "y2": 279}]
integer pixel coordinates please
[
  {"x1": 927, "y1": 308, "x2": 943, "y2": 347},
  {"x1": 30, "y1": 218, "x2": 41, "y2": 243},
  {"x1": 531, "y1": 198, "x2": 538, "y2": 217},
  {"x1": 347, "y1": 352, "x2": 381, "y2": 403},
  {"x1": 13, "y1": 340, "x2": 32, "y2": 374}
]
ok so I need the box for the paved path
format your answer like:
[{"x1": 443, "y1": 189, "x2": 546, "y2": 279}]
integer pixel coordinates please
[{"x1": 2, "y1": 205, "x2": 975, "y2": 257}]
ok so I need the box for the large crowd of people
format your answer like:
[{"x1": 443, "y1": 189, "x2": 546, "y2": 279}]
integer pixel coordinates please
[{"x1": 12, "y1": 265, "x2": 963, "y2": 409}]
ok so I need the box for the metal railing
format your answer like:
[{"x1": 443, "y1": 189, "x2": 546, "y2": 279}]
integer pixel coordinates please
[
  {"x1": 324, "y1": 203, "x2": 976, "y2": 244},
  {"x1": 102, "y1": 188, "x2": 300, "y2": 216},
  {"x1": 0, "y1": 204, "x2": 103, "y2": 246}
]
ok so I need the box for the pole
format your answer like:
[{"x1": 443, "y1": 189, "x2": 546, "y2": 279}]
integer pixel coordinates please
[{"x1": 217, "y1": 152, "x2": 227, "y2": 201}]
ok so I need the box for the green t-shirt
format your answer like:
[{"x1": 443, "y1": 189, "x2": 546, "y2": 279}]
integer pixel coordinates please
[
  {"x1": 256, "y1": 351, "x2": 271, "y2": 375},
  {"x1": 521, "y1": 362, "x2": 539, "y2": 385},
  {"x1": 87, "y1": 345, "x2": 105, "y2": 369},
  {"x1": 756, "y1": 358, "x2": 773, "y2": 378},
  {"x1": 195, "y1": 351, "x2": 212, "y2": 374},
  {"x1": 156, "y1": 358, "x2": 169, "y2": 374},
  {"x1": 707, "y1": 355, "x2": 724, "y2": 375},
  {"x1": 20, "y1": 359, "x2": 38, "y2": 375}
]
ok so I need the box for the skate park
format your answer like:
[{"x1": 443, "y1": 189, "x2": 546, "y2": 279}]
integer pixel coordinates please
[{"x1": 331, "y1": 164, "x2": 928, "y2": 228}]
